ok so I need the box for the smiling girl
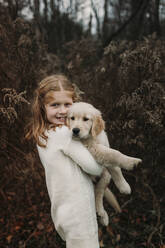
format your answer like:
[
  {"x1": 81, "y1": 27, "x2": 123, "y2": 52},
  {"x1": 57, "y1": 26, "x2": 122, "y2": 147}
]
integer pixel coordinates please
[{"x1": 25, "y1": 74, "x2": 102, "y2": 248}]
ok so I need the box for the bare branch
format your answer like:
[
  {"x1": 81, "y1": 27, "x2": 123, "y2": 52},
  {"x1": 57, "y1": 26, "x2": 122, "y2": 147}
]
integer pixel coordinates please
[{"x1": 103, "y1": 0, "x2": 150, "y2": 47}]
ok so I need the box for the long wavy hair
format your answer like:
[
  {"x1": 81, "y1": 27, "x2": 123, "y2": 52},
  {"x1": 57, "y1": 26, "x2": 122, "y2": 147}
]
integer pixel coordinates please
[{"x1": 25, "y1": 74, "x2": 82, "y2": 147}]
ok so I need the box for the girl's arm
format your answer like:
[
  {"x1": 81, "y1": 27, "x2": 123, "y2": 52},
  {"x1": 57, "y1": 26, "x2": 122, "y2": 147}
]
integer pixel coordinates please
[
  {"x1": 49, "y1": 126, "x2": 103, "y2": 176},
  {"x1": 62, "y1": 139, "x2": 103, "y2": 176}
]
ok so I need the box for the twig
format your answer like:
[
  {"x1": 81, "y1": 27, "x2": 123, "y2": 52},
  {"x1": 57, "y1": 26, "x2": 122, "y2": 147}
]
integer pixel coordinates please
[
  {"x1": 121, "y1": 197, "x2": 133, "y2": 209},
  {"x1": 23, "y1": 228, "x2": 38, "y2": 248},
  {"x1": 142, "y1": 181, "x2": 161, "y2": 247}
]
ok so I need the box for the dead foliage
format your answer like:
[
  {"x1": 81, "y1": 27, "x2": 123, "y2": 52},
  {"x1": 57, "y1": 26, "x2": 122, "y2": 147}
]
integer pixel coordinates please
[
  {"x1": 0, "y1": 14, "x2": 165, "y2": 248},
  {"x1": 63, "y1": 35, "x2": 165, "y2": 247}
]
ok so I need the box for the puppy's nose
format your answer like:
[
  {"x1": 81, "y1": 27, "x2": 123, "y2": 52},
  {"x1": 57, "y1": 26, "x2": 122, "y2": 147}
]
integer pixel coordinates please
[{"x1": 72, "y1": 128, "x2": 80, "y2": 135}]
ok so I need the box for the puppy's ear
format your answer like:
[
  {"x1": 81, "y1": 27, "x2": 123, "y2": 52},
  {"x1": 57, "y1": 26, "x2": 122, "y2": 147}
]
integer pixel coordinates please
[{"x1": 91, "y1": 115, "x2": 105, "y2": 137}]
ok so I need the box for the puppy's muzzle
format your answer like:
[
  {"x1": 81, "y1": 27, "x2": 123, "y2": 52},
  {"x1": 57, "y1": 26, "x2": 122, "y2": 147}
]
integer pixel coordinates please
[{"x1": 72, "y1": 128, "x2": 80, "y2": 137}]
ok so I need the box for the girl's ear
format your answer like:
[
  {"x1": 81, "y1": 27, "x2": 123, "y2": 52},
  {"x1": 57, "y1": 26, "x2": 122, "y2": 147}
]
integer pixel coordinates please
[{"x1": 91, "y1": 115, "x2": 105, "y2": 137}]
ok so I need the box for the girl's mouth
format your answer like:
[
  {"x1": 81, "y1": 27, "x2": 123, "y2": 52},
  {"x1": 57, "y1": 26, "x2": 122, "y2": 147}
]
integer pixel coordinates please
[{"x1": 56, "y1": 117, "x2": 66, "y2": 122}]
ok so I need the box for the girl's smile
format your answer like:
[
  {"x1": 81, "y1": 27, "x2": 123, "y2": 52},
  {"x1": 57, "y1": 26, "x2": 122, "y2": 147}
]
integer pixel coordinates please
[{"x1": 45, "y1": 91, "x2": 73, "y2": 125}]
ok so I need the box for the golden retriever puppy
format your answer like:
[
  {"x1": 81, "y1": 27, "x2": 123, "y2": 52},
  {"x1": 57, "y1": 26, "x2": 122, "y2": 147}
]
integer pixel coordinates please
[
  {"x1": 67, "y1": 102, "x2": 142, "y2": 171},
  {"x1": 65, "y1": 102, "x2": 142, "y2": 225}
]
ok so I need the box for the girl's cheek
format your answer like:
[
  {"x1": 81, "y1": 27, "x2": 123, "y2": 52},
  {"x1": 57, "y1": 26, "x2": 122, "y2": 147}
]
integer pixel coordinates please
[
  {"x1": 66, "y1": 104, "x2": 72, "y2": 109},
  {"x1": 69, "y1": 104, "x2": 72, "y2": 109}
]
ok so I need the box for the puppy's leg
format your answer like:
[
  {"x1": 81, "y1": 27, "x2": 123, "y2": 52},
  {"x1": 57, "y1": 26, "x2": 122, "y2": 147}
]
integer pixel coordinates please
[
  {"x1": 104, "y1": 188, "x2": 121, "y2": 213},
  {"x1": 108, "y1": 167, "x2": 131, "y2": 194},
  {"x1": 95, "y1": 169, "x2": 110, "y2": 226},
  {"x1": 90, "y1": 144, "x2": 142, "y2": 171}
]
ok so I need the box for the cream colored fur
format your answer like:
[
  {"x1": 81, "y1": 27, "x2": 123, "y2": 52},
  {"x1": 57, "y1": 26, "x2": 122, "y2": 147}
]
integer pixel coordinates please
[{"x1": 67, "y1": 102, "x2": 142, "y2": 226}]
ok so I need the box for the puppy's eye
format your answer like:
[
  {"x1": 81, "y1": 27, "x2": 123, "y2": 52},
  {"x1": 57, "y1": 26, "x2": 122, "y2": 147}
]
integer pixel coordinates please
[
  {"x1": 83, "y1": 117, "x2": 89, "y2": 121},
  {"x1": 71, "y1": 116, "x2": 75, "y2": 120}
]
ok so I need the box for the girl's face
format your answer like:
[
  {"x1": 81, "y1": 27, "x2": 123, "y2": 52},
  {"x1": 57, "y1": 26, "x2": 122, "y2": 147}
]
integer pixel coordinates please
[{"x1": 44, "y1": 91, "x2": 73, "y2": 125}]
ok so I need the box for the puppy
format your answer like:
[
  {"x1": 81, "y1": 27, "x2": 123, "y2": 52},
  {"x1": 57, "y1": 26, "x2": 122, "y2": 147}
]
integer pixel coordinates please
[
  {"x1": 65, "y1": 102, "x2": 142, "y2": 225},
  {"x1": 67, "y1": 102, "x2": 141, "y2": 171}
]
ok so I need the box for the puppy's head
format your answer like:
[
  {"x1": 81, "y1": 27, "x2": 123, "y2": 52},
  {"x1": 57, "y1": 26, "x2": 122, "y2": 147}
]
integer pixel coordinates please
[{"x1": 67, "y1": 102, "x2": 105, "y2": 139}]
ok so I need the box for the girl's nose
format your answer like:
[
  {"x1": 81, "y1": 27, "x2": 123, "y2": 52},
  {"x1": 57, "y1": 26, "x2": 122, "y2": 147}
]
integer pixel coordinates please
[{"x1": 59, "y1": 105, "x2": 67, "y2": 114}]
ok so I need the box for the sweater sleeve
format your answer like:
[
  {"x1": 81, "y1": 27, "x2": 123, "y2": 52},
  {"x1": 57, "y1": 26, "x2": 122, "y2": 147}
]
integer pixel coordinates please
[
  {"x1": 62, "y1": 139, "x2": 103, "y2": 176},
  {"x1": 39, "y1": 126, "x2": 103, "y2": 176}
]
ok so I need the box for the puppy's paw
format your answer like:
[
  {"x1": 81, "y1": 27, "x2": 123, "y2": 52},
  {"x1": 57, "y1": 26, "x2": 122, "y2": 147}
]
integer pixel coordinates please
[
  {"x1": 98, "y1": 210, "x2": 109, "y2": 226},
  {"x1": 114, "y1": 178, "x2": 131, "y2": 194},
  {"x1": 119, "y1": 182, "x2": 131, "y2": 194},
  {"x1": 121, "y1": 156, "x2": 142, "y2": 171}
]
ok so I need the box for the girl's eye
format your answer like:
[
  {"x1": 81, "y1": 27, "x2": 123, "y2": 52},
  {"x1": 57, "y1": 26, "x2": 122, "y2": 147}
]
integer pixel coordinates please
[
  {"x1": 65, "y1": 103, "x2": 72, "y2": 107},
  {"x1": 71, "y1": 117, "x2": 75, "y2": 120},
  {"x1": 83, "y1": 117, "x2": 89, "y2": 121},
  {"x1": 51, "y1": 103, "x2": 58, "y2": 107}
]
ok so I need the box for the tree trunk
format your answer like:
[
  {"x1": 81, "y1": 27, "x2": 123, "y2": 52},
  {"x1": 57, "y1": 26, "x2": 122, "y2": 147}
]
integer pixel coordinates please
[
  {"x1": 43, "y1": 0, "x2": 48, "y2": 24},
  {"x1": 102, "y1": 0, "x2": 109, "y2": 44},
  {"x1": 154, "y1": 0, "x2": 161, "y2": 36},
  {"x1": 91, "y1": 0, "x2": 101, "y2": 39}
]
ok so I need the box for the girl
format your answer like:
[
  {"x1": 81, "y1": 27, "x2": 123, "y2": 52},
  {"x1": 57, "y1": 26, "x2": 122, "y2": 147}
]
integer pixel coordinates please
[{"x1": 25, "y1": 74, "x2": 103, "y2": 248}]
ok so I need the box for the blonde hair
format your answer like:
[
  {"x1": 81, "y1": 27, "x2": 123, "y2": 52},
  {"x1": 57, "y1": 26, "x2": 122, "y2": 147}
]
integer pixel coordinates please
[{"x1": 25, "y1": 74, "x2": 82, "y2": 147}]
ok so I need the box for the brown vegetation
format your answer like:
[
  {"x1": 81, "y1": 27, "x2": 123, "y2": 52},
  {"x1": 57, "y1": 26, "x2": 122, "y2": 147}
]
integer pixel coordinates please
[{"x1": 0, "y1": 12, "x2": 165, "y2": 248}]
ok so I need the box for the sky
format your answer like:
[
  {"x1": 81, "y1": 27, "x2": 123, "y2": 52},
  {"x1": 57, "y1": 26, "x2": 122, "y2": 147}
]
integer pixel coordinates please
[
  {"x1": 2, "y1": 0, "x2": 165, "y2": 34},
  {"x1": 22, "y1": 0, "x2": 104, "y2": 34}
]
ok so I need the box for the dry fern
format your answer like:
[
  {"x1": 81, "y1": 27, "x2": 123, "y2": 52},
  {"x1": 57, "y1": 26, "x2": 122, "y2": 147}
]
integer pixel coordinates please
[{"x1": 0, "y1": 88, "x2": 29, "y2": 124}]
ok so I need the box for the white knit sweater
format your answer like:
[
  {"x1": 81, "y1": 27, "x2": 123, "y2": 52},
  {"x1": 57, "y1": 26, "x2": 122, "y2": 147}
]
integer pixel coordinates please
[{"x1": 37, "y1": 126, "x2": 103, "y2": 243}]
